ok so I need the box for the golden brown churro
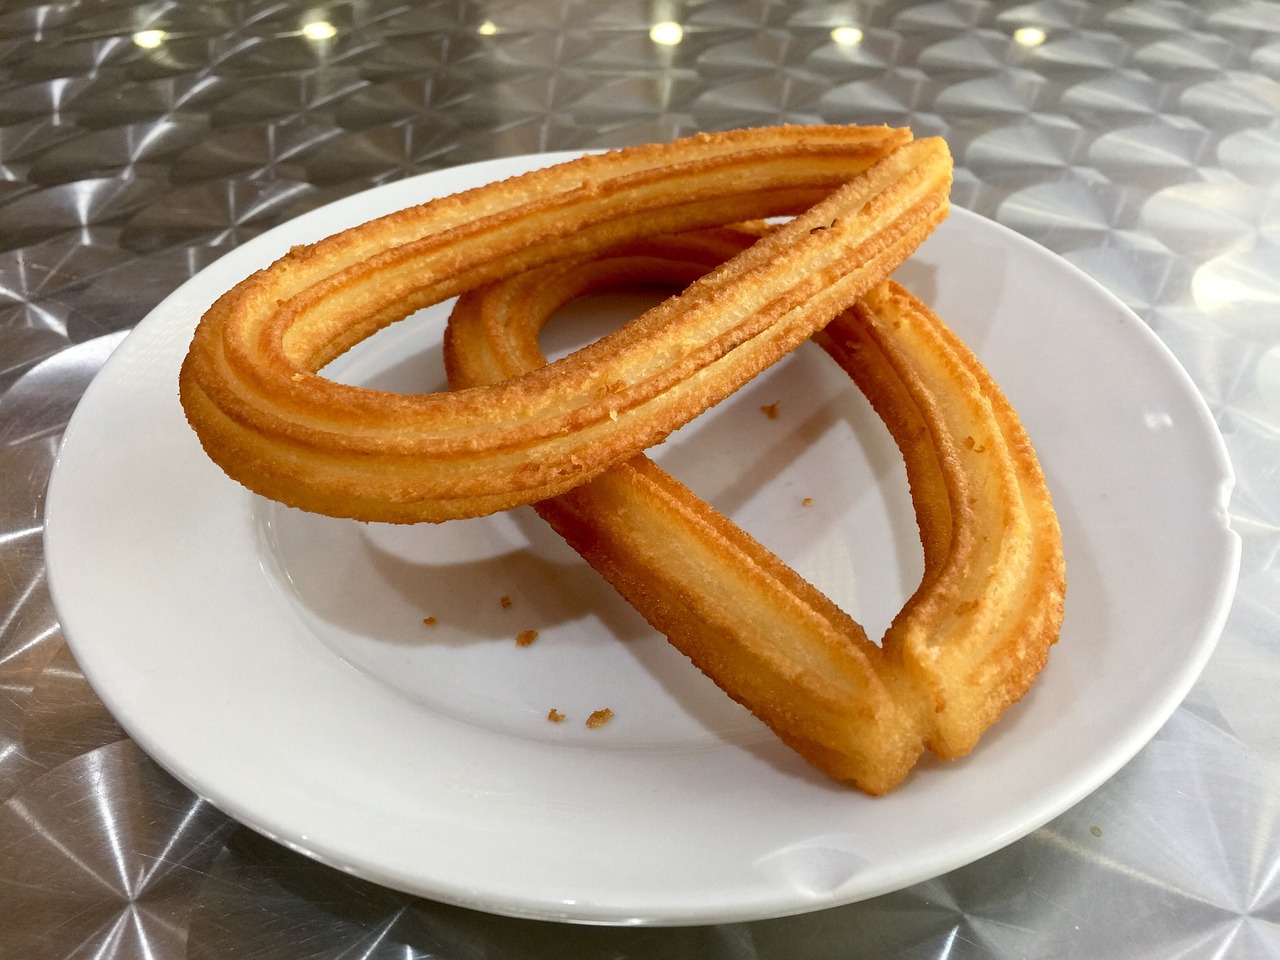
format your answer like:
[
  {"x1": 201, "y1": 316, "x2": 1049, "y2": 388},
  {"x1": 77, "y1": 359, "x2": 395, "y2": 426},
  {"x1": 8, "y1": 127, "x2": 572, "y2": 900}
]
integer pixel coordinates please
[
  {"x1": 179, "y1": 125, "x2": 1063, "y2": 793},
  {"x1": 445, "y1": 227, "x2": 1064, "y2": 795},
  {"x1": 179, "y1": 126, "x2": 950, "y2": 522}
]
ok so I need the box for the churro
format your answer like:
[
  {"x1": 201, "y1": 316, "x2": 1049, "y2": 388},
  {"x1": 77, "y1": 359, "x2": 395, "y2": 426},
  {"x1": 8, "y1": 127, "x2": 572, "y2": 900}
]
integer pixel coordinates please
[
  {"x1": 179, "y1": 126, "x2": 949, "y2": 522},
  {"x1": 445, "y1": 227, "x2": 1064, "y2": 794},
  {"x1": 178, "y1": 126, "x2": 1062, "y2": 793}
]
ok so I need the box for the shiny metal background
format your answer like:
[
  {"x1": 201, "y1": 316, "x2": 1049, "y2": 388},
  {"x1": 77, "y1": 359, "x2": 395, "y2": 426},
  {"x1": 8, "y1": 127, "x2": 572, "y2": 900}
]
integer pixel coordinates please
[{"x1": 2, "y1": 0, "x2": 1278, "y2": 956}]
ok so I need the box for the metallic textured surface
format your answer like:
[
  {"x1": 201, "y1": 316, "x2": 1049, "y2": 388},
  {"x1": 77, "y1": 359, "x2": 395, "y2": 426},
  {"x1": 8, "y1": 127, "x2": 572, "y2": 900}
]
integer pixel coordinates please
[{"x1": 2, "y1": 0, "x2": 1277, "y2": 954}]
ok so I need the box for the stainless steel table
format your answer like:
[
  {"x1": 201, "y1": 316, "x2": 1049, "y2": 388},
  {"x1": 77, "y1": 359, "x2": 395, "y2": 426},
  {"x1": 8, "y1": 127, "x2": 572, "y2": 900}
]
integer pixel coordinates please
[{"x1": 2, "y1": 0, "x2": 1278, "y2": 956}]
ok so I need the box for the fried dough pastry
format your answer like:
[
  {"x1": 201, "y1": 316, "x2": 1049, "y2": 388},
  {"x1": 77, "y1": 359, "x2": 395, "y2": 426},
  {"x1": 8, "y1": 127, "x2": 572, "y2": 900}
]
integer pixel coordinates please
[
  {"x1": 445, "y1": 227, "x2": 1065, "y2": 795},
  {"x1": 179, "y1": 126, "x2": 953, "y2": 522}
]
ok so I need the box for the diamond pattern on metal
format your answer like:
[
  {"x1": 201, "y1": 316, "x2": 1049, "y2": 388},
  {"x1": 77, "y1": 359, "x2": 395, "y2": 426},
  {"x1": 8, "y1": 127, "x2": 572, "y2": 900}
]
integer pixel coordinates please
[{"x1": 1, "y1": 0, "x2": 1277, "y2": 955}]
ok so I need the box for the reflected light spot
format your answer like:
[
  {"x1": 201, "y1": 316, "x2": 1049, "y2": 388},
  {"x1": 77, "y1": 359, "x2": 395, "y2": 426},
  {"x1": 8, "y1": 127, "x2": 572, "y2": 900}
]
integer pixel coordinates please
[
  {"x1": 132, "y1": 29, "x2": 166, "y2": 49},
  {"x1": 1191, "y1": 249, "x2": 1280, "y2": 336},
  {"x1": 301, "y1": 20, "x2": 337, "y2": 40},
  {"x1": 830, "y1": 26, "x2": 863, "y2": 45},
  {"x1": 650, "y1": 21, "x2": 684, "y2": 45},
  {"x1": 1143, "y1": 412, "x2": 1174, "y2": 430},
  {"x1": 1192, "y1": 250, "x2": 1280, "y2": 314},
  {"x1": 477, "y1": 20, "x2": 498, "y2": 36},
  {"x1": 1014, "y1": 26, "x2": 1046, "y2": 47},
  {"x1": 1192, "y1": 271, "x2": 1258, "y2": 310}
]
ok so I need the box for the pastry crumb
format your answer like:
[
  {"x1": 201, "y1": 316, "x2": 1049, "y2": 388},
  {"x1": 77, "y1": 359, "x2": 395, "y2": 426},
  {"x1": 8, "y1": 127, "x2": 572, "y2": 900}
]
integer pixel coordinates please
[
  {"x1": 422, "y1": 616, "x2": 437, "y2": 626},
  {"x1": 500, "y1": 595, "x2": 513, "y2": 608},
  {"x1": 802, "y1": 497, "x2": 813, "y2": 507},
  {"x1": 760, "y1": 401, "x2": 780, "y2": 420},
  {"x1": 515, "y1": 629, "x2": 538, "y2": 647},
  {"x1": 586, "y1": 708, "x2": 614, "y2": 729},
  {"x1": 547, "y1": 708, "x2": 566, "y2": 723}
]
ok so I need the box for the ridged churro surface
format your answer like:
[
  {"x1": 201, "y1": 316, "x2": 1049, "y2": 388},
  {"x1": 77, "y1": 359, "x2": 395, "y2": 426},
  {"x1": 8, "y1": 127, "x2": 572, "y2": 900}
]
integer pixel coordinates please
[
  {"x1": 179, "y1": 125, "x2": 950, "y2": 522},
  {"x1": 180, "y1": 126, "x2": 1062, "y2": 792}
]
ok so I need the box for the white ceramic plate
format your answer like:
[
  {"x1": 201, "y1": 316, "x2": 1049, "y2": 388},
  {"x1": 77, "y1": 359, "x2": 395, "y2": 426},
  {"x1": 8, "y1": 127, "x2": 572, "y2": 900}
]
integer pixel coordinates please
[{"x1": 45, "y1": 152, "x2": 1240, "y2": 925}]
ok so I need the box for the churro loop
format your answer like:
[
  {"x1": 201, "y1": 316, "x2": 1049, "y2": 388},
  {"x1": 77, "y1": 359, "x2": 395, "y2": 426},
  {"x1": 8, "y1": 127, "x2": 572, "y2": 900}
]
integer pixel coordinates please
[
  {"x1": 179, "y1": 126, "x2": 952, "y2": 522},
  {"x1": 445, "y1": 227, "x2": 1065, "y2": 795}
]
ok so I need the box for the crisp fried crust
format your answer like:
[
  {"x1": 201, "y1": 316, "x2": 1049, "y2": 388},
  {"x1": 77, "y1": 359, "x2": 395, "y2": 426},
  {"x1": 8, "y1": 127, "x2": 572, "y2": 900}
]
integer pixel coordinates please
[
  {"x1": 445, "y1": 227, "x2": 1065, "y2": 795},
  {"x1": 179, "y1": 125, "x2": 951, "y2": 522}
]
